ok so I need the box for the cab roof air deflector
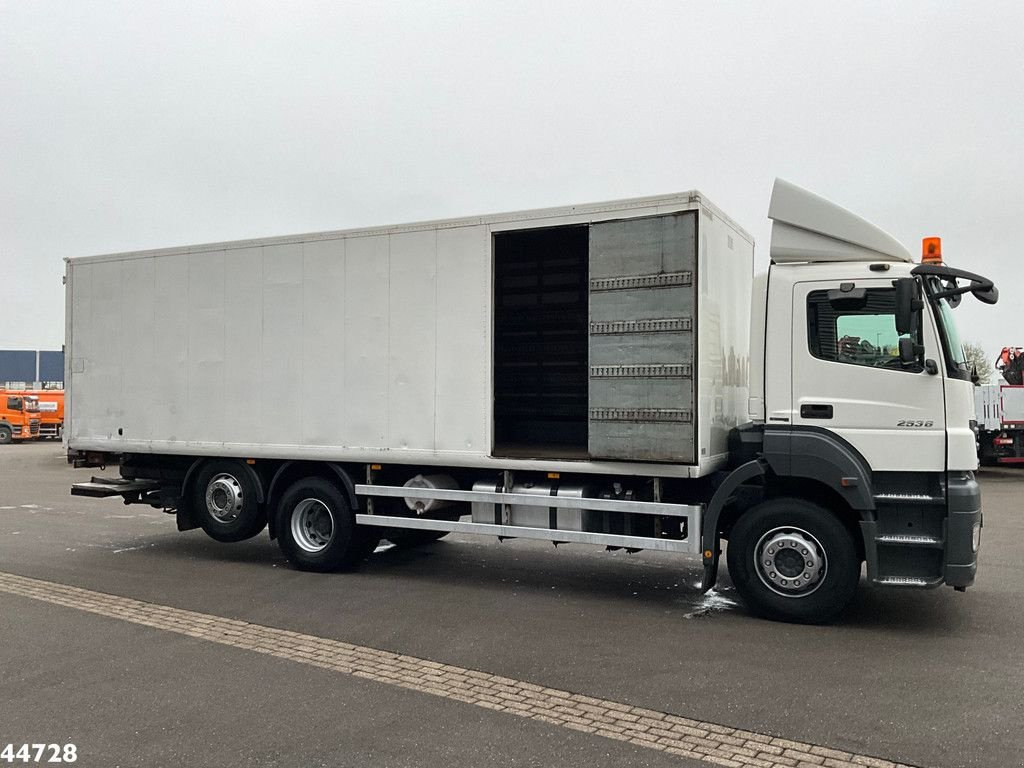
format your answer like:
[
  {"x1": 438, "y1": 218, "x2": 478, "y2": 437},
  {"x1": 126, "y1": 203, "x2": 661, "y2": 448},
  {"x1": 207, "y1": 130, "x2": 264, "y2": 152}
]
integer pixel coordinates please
[{"x1": 768, "y1": 179, "x2": 913, "y2": 264}]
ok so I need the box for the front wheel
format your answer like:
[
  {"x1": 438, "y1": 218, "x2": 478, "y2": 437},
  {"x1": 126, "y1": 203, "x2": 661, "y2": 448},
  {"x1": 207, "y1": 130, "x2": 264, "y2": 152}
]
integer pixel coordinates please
[
  {"x1": 0, "y1": 426, "x2": 12, "y2": 445},
  {"x1": 726, "y1": 497, "x2": 859, "y2": 624}
]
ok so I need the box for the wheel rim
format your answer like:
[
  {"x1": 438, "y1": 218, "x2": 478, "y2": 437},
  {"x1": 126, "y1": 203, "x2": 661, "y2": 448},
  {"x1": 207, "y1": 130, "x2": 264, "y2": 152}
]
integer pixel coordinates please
[
  {"x1": 291, "y1": 498, "x2": 335, "y2": 553},
  {"x1": 753, "y1": 526, "x2": 827, "y2": 598},
  {"x1": 205, "y1": 473, "x2": 244, "y2": 523}
]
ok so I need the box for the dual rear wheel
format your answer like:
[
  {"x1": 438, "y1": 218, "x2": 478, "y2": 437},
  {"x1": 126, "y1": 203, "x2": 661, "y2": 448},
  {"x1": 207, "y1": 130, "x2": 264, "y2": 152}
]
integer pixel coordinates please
[
  {"x1": 191, "y1": 461, "x2": 449, "y2": 571},
  {"x1": 191, "y1": 460, "x2": 267, "y2": 543},
  {"x1": 275, "y1": 477, "x2": 380, "y2": 572}
]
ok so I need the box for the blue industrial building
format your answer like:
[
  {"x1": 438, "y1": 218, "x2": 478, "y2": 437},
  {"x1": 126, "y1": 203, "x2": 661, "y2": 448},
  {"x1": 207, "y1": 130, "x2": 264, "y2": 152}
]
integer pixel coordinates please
[{"x1": 0, "y1": 349, "x2": 65, "y2": 385}]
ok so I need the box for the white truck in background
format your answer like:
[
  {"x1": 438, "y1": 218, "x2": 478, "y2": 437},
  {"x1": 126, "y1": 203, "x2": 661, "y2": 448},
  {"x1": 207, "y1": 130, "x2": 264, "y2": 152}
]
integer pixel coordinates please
[
  {"x1": 66, "y1": 179, "x2": 997, "y2": 623},
  {"x1": 975, "y1": 353, "x2": 1024, "y2": 464}
]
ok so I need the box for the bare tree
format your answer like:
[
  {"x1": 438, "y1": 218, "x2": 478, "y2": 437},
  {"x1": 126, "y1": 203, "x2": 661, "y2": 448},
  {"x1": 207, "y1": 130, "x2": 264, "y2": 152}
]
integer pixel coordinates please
[{"x1": 963, "y1": 341, "x2": 994, "y2": 384}]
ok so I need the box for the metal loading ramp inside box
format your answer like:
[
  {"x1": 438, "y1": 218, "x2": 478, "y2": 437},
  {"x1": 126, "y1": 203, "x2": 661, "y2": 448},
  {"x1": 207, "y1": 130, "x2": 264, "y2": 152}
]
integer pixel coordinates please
[{"x1": 588, "y1": 212, "x2": 696, "y2": 462}]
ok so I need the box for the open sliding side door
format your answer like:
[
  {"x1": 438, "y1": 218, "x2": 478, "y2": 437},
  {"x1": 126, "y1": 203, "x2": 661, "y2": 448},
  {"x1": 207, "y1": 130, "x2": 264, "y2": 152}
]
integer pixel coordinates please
[{"x1": 588, "y1": 212, "x2": 697, "y2": 462}]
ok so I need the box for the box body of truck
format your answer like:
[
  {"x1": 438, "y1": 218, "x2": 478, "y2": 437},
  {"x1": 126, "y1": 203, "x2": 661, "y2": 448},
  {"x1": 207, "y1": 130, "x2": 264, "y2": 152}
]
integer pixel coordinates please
[{"x1": 65, "y1": 192, "x2": 752, "y2": 478}]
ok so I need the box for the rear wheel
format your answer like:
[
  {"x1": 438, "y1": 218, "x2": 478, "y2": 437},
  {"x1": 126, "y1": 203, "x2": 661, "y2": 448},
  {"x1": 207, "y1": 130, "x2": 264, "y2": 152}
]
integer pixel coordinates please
[
  {"x1": 726, "y1": 497, "x2": 859, "y2": 624},
  {"x1": 0, "y1": 426, "x2": 12, "y2": 445},
  {"x1": 275, "y1": 477, "x2": 376, "y2": 572},
  {"x1": 191, "y1": 460, "x2": 267, "y2": 543}
]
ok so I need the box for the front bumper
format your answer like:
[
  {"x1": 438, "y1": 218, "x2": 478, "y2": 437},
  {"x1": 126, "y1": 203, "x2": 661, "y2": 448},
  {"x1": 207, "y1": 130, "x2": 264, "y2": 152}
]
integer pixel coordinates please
[{"x1": 945, "y1": 471, "x2": 981, "y2": 589}]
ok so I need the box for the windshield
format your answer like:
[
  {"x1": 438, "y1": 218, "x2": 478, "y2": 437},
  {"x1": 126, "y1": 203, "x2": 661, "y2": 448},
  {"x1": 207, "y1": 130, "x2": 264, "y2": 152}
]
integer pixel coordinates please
[
  {"x1": 935, "y1": 297, "x2": 968, "y2": 370},
  {"x1": 26, "y1": 398, "x2": 39, "y2": 412},
  {"x1": 924, "y1": 276, "x2": 970, "y2": 379}
]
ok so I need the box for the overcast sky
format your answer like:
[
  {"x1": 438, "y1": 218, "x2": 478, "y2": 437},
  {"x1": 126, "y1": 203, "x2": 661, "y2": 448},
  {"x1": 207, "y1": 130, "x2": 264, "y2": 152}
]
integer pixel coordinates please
[{"x1": 1, "y1": 0, "x2": 1021, "y2": 367}]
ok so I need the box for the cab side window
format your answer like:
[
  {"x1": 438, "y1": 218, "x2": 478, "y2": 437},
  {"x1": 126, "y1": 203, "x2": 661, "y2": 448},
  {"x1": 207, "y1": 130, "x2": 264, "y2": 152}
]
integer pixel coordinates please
[
  {"x1": 807, "y1": 288, "x2": 917, "y2": 371},
  {"x1": 6, "y1": 396, "x2": 21, "y2": 410}
]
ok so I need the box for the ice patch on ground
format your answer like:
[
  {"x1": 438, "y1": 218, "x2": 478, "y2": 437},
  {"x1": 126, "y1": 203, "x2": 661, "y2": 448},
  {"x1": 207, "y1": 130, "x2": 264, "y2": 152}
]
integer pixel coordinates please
[
  {"x1": 112, "y1": 543, "x2": 155, "y2": 554},
  {"x1": 684, "y1": 588, "x2": 738, "y2": 619}
]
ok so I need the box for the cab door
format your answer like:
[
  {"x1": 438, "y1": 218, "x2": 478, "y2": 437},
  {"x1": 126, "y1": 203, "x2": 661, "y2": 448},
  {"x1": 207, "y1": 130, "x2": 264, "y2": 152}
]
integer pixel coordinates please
[{"x1": 791, "y1": 279, "x2": 946, "y2": 472}]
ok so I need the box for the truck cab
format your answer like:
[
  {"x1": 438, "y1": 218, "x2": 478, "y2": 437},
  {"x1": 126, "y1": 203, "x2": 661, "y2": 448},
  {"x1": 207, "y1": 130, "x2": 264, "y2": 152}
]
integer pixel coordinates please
[
  {"x1": 5, "y1": 389, "x2": 65, "y2": 438},
  {"x1": 722, "y1": 181, "x2": 992, "y2": 606},
  {"x1": 0, "y1": 394, "x2": 41, "y2": 444}
]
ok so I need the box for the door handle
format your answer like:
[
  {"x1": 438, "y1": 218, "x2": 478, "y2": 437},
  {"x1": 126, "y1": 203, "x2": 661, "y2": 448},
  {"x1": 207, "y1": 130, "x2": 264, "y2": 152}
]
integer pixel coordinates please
[{"x1": 800, "y1": 403, "x2": 834, "y2": 419}]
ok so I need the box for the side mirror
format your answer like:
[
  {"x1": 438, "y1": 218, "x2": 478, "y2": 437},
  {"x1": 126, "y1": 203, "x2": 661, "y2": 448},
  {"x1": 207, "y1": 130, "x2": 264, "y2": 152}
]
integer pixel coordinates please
[
  {"x1": 973, "y1": 285, "x2": 999, "y2": 305},
  {"x1": 894, "y1": 278, "x2": 921, "y2": 335},
  {"x1": 898, "y1": 336, "x2": 928, "y2": 370}
]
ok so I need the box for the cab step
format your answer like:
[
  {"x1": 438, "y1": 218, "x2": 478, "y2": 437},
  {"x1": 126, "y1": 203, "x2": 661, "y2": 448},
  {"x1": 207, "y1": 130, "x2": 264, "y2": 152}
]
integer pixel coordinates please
[
  {"x1": 872, "y1": 493, "x2": 944, "y2": 505},
  {"x1": 875, "y1": 575, "x2": 944, "y2": 588},
  {"x1": 875, "y1": 533, "x2": 944, "y2": 547}
]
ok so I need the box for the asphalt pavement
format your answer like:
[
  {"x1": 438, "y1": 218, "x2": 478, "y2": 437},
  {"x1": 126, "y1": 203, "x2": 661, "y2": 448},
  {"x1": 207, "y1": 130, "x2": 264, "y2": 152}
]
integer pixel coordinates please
[{"x1": 1, "y1": 442, "x2": 1021, "y2": 768}]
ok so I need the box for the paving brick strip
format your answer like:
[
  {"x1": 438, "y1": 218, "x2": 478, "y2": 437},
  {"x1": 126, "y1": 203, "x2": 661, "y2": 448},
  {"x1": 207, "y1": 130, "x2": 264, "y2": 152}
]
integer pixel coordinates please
[{"x1": 0, "y1": 570, "x2": 916, "y2": 768}]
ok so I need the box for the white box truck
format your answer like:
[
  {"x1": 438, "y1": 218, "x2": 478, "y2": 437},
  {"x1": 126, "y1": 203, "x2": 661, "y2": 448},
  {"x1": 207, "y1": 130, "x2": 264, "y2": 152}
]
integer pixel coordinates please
[{"x1": 67, "y1": 179, "x2": 997, "y2": 623}]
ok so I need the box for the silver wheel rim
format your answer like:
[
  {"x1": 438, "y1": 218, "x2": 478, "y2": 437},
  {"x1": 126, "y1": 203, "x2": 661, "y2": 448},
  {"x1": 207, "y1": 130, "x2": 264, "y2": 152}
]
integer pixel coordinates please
[
  {"x1": 205, "y1": 473, "x2": 244, "y2": 523},
  {"x1": 291, "y1": 498, "x2": 335, "y2": 553},
  {"x1": 754, "y1": 526, "x2": 827, "y2": 598}
]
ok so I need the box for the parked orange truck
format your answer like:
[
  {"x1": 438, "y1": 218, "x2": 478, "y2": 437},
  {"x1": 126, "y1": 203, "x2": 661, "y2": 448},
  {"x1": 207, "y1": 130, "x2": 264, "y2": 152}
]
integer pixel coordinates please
[
  {"x1": 0, "y1": 394, "x2": 41, "y2": 444},
  {"x1": 4, "y1": 390, "x2": 65, "y2": 438}
]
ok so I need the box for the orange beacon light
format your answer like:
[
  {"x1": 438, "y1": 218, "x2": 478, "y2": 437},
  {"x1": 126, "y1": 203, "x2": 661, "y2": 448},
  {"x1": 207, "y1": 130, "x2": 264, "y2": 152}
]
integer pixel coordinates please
[{"x1": 922, "y1": 237, "x2": 943, "y2": 264}]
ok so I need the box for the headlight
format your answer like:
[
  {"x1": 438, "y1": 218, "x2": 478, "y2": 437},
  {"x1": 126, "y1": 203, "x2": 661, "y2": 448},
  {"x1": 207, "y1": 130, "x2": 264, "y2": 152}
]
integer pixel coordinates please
[{"x1": 972, "y1": 521, "x2": 982, "y2": 553}]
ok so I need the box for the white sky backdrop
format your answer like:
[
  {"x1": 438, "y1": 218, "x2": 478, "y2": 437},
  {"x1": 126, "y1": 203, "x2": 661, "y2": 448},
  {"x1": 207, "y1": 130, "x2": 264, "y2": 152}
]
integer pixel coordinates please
[{"x1": 1, "y1": 0, "x2": 1021, "y2": 368}]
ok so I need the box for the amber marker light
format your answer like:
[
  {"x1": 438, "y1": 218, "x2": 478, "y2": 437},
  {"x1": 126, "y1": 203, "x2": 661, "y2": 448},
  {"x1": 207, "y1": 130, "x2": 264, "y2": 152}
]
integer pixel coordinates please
[{"x1": 922, "y1": 237, "x2": 943, "y2": 264}]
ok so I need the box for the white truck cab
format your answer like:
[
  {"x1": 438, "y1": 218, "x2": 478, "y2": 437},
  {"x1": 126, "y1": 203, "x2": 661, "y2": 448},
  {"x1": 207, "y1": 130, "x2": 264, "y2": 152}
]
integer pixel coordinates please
[{"x1": 707, "y1": 181, "x2": 994, "y2": 616}]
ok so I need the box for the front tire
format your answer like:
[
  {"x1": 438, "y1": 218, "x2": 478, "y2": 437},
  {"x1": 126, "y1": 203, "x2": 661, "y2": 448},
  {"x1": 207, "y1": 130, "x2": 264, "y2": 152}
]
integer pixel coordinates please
[
  {"x1": 726, "y1": 497, "x2": 859, "y2": 624},
  {"x1": 191, "y1": 460, "x2": 267, "y2": 543},
  {"x1": 275, "y1": 477, "x2": 375, "y2": 572},
  {"x1": 0, "y1": 426, "x2": 12, "y2": 445}
]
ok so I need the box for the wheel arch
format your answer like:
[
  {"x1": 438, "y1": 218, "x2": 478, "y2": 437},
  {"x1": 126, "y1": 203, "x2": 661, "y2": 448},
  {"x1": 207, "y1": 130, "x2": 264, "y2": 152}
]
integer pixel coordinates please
[
  {"x1": 701, "y1": 427, "x2": 877, "y2": 593},
  {"x1": 760, "y1": 476, "x2": 866, "y2": 560}
]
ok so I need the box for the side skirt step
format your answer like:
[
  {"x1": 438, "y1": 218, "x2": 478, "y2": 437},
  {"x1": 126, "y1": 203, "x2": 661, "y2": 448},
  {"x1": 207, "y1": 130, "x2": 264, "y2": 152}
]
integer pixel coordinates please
[{"x1": 353, "y1": 514, "x2": 694, "y2": 553}]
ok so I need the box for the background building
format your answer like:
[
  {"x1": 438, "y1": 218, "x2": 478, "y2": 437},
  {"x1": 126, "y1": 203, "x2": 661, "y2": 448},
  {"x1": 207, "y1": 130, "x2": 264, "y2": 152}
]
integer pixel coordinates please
[{"x1": 0, "y1": 349, "x2": 64, "y2": 388}]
